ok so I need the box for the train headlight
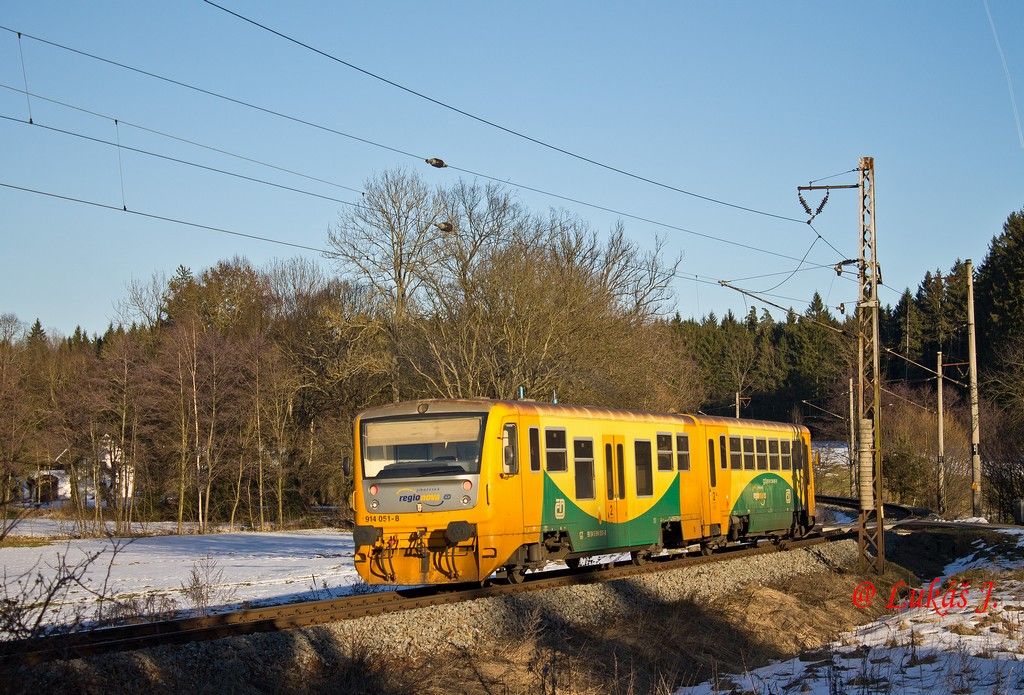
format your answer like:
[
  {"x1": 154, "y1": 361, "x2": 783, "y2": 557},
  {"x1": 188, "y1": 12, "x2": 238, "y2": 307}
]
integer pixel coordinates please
[
  {"x1": 370, "y1": 499, "x2": 379, "y2": 509},
  {"x1": 462, "y1": 480, "x2": 472, "y2": 491},
  {"x1": 461, "y1": 495, "x2": 471, "y2": 505},
  {"x1": 369, "y1": 484, "x2": 379, "y2": 495}
]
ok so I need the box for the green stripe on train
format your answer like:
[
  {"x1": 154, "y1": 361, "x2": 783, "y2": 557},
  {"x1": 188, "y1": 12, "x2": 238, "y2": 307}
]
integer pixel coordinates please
[
  {"x1": 730, "y1": 472, "x2": 801, "y2": 533},
  {"x1": 540, "y1": 473, "x2": 681, "y2": 552}
]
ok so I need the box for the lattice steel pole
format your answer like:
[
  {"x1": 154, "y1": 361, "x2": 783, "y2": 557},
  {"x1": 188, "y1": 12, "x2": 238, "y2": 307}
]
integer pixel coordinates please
[{"x1": 855, "y1": 156, "x2": 885, "y2": 574}]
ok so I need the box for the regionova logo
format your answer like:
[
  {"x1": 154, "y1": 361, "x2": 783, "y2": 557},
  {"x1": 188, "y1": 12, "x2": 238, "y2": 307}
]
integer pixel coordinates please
[{"x1": 396, "y1": 487, "x2": 451, "y2": 506}]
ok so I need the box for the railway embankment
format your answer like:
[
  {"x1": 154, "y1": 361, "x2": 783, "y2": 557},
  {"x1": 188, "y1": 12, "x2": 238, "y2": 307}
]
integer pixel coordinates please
[{"x1": 5, "y1": 539, "x2": 922, "y2": 694}]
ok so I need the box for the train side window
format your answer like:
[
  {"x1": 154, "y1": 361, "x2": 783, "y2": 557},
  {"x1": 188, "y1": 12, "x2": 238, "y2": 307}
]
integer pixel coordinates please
[
  {"x1": 719, "y1": 435, "x2": 727, "y2": 469},
  {"x1": 545, "y1": 429, "x2": 567, "y2": 472},
  {"x1": 574, "y1": 439, "x2": 596, "y2": 500},
  {"x1": 794, "y1": 441, "x2": 807, "y2": 470},
  {"x1": 656, "y1": 433, "x2": 673, "y2": 471},
  {"x1": 605, "y1": 443, "x2": 615, "y2": 499},
  {"x1": 729, "y1": 436, "x2": 742, "y2": 469},
  {"x1": 502, "y1": 424, "x2": 519, "y2": 475},
  {"x1": 755, "y1": 438, "x2": 768, "y2": 470},
  {"x1": 780, "y1": 440, "x2": 792, "y2": 470},
  {"x1": 616, "y1": 443, "x2": 626, "y2": 499},
  {"x1": 768, "y1": 439, "x2": 780, "y2": 470},
  {"x1": 742, "y1": 437, "x2": 755, "y2": 470},
  {"x1": 634, "y1": 440, "x2": 653, "y2": 496},
  {"x1": 676, "y1": 434, "x2": 690, "y2": 471},
  {"x1": 529, "y1": 427, "x2": 541, "y2": 472}
]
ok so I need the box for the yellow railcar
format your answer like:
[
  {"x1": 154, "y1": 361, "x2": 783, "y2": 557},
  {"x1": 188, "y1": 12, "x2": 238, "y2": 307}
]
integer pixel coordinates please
[{"x1": 351, "y1": 399, "x2": 815, "y2": 585}]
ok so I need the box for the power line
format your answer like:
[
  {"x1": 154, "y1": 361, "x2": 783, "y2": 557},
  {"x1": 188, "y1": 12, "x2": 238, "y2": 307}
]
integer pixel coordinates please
[
  {"x1": 725, "y1": 262, "x2": 841, "y2": 283},
  {"x1": 0, "y1": 113, "x2": 366, "y2": 209},
  {"x1": 752, "y1": 237, "x2": 819, "y2": 294},
  {"x1": 0, "y1": 25, "x2": 425, "y2": 161},
  {"x1": 0, "y1": 180, "x2": 334, "y2": 254},
  {"x1": 0, "y1": 40, "x2": 832, "y2": 268},
  {"x1": 807, "y1": 168, "x2": 858, "y2": 185},
  {"x1": 0, "y1": 101, "x2": 841, "y2": 305},
  {"x1": 203, "y1": 1, "x2": 809, "y2": 225},
  {"x1": 447, "y1": 163, "x2": 824, "y2": 264},
  {"x1": 1, "y1": 177, "x2": 818, "y2": 313},
  {"x1": 0, "y1": 82, "x2": 362, "y2": 195}
]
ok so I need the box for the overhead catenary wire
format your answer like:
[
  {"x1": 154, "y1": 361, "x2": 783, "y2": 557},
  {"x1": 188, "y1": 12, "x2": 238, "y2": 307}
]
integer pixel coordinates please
[
  {"x1": 0, "y1": 25, "x2": 426, "y2": 161},
  {"x1": 751, "y1": 237, "x2": 819, "y2": 294},
  {"x1": 0, "y1": 177, "x2": 821, "y2": 310},
  {"x1": 880, "y1": 386, "x2": 934, "y2": 413},
  {"x1": 0, "y1": 26, "x2": 856, "y2": 311},
  {"x1": 0, "y1": 104, "x2": 845, "y2": 307},
  {"x1": 0, "y1": 180, "x2": 334, "y2": 254},
  {"x1": 0, "y1": 61, "x2": 832, "y2": 268},
  {"x1": 0, "y1": 113, "x2": 367, "y2": 210},
  {"x1": 202, "y1": 1, "x2": 809, "y2": 225},
  {"x1": 0, "y1": 82, "x2": 364, "y2": 195}
]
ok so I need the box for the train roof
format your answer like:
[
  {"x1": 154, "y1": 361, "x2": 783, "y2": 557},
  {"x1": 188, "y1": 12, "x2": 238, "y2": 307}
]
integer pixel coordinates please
[{"x1": 356, "y1": 398, "x2": 808, "y2": 434}]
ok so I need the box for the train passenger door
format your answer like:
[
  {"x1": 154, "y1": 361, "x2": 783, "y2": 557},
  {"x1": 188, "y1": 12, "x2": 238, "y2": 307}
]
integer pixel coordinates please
[
  {"x1": 496, "y1": 419, "x2": 525, "y2": 537},
  {"x1": 601, "y1": 434, "x2": 629, "y2": 549},
  {"x1": 702, "y1": 425, "x2": 731, "y2": 538}
]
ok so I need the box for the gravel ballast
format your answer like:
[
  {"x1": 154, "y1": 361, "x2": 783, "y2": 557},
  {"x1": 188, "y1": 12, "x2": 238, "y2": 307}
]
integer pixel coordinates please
[{"x1": 6, "y1": 540, "x2": 860, "y2": 693}]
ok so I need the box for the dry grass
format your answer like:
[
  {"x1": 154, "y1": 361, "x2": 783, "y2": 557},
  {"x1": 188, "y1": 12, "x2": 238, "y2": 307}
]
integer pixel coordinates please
[{"x1": 0, "y1": 536, "x2": 53, "y2": 548}]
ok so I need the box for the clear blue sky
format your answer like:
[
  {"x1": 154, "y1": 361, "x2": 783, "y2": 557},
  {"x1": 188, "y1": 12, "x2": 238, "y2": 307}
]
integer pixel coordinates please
[{"x1": 1, "y1": 1, "x2": 1022, "y2": 336}]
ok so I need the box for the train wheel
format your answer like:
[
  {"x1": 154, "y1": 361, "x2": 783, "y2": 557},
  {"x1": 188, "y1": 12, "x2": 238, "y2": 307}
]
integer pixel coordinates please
[
  {"x1": 630, "y1": 551, "x2": 649, "y2": 566},
  {"x1": 504, "y1": 566, "x2": 527, "y2": 584},
  {"x1": 700, "y1": 543, "x2": 713, "y2": 556},
  {"x1": 565, "y1": 557, "x2": 581, "y2": 570}
]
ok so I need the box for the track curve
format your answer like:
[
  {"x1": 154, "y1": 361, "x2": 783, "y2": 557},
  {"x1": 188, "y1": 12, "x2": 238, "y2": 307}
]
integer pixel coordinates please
[{"x1": 0, "y1": 531, "x2": 851, "y2": 668}]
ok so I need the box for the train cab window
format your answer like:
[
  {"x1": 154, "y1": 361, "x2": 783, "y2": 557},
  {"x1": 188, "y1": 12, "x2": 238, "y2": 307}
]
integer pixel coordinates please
[
  {"x1": 502, "y1": 424, "x2": 519, "y2": 475},
  {"x1": 742, "y1": 437, "x2": 755, "y2": 470},
  {"x1": 573, "y1": 439, "x2": 596, "y2": 500},
  {"x1": 719, "y1": 435, "x2": 727, "y2": 469},
  {"x1": 676, "y1": 434, "x2": 690, "y2": 471},
  {"x1": 755, "y1": 438, "x2": 768, "y2": 470},
  {"x1": 768, "y1": 439, "x2": 781, "y2": 470},
  {"x1": 656, "y1": 434, "x2": 673, "y2": 471},
  {"x1": 529, "y1": 427, "x2": 541, "y2": 472},
  {"x1": 545, "y1": 429, "x2": 567, "y2": 472},
  {"x1": 780, "y1": 440, "x2": 792, "y2": 470},
  {"x1": 729, "y1": 436, "x2": 742, "y2": 469},
  {"x1": 634, "y1": 440, "x2": 654, "y2": 496}
]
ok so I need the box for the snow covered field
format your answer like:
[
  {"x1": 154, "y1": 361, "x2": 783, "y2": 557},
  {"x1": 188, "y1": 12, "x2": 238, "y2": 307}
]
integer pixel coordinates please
[
  {"x1": 1, "y1": 527, "x2": 365, "y2": 630},
  {"x1": 677, "y1": 528, "x2": 1024, "y2": 694}
]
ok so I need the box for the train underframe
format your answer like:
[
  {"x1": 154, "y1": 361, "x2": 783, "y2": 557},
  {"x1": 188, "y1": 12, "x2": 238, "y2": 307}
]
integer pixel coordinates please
[{"x1": 499, "y1": 509, "x2": 817, "y2": 582}]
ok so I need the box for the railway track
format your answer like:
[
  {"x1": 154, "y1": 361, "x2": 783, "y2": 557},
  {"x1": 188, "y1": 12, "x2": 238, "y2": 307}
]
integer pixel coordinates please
[
  {"x1": 815, "y1": 494, "x2": 931, "y2": 521},
  {"x1": 0, "y1": 531, "x2": 850, "y2": 669}
]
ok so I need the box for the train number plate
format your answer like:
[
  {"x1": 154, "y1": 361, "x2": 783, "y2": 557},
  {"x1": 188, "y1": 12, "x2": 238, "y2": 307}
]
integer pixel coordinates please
[{"x1": 365, "y1": 514, "x2": 400, "y2": 523}]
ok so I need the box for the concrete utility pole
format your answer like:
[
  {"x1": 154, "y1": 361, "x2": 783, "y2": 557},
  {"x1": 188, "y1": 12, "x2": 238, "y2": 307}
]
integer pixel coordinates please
[
  {"x1": 966, "y1": 259, "x2": 982, "y2": 517},
  {"x1": 937, "y1": 351, "x2": 945, "y2": 515},
  {"x1": 735, "y1": 391, "x2": 740, "y2": 419},
  {"x1": 848, "y1": 377, "x2": 857, "y2": 498}
]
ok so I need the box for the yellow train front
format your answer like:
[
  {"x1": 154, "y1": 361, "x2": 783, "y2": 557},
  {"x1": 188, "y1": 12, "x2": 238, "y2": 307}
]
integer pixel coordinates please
[{"x1": 351, "y1": 399, "x2": 816, "y2": 585}]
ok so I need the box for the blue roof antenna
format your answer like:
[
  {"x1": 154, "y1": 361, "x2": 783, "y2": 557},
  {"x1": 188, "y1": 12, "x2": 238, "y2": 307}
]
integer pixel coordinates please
[
  {"x1": 517, "y1": 385, "x2": 525, "y2": 400},
  {"x1": 552, "y1": 390, "x2": 558, "y2": 405}
]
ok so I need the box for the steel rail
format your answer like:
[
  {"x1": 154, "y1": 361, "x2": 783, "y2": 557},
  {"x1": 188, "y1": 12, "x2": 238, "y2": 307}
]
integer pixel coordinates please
[
  {"x1": 815, "y1": 494, "x2": 930, "y2": 521},
  {"x1": 0, "y1": 532, "x2": 850, "y2": 668}
]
